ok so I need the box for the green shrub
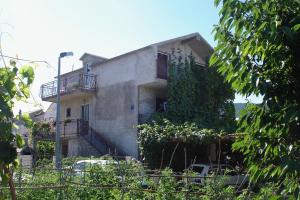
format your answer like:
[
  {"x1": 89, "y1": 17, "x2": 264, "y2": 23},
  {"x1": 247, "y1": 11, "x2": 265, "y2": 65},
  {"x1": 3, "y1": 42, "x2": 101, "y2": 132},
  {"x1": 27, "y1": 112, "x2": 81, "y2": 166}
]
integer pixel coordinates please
[
  {"x1": 1, "y1": 159, "x2": 286, "y2": 200},
  {"x1": 36, "y1": 141, "x2": 54, "y2": 160},
  {"x1": 138, "y1": 119, "x2": 221, "y2": 170}
]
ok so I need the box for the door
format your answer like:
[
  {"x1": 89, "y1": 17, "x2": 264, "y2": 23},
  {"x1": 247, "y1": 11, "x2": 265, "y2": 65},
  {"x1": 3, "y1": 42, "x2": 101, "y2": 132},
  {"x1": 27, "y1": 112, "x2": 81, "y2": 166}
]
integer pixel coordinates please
[
  {"x1": 83, "y1": 63, "x2": 92, "y2": 88},
  {"x1": 62, "y1": 140, "x2": 68, "y2": 157},
  {"x1": 81, "y1": 104, "x2": 89, "y2": 134},
  {"x1": 81, "y1": 104, "x2": 89, "y2": 121}
]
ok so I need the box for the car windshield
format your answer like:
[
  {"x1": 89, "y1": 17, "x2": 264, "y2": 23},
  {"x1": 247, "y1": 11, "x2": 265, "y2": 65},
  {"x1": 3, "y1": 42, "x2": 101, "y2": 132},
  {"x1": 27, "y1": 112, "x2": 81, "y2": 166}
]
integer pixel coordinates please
[
  {"x1": 73, "y1": 162, "x2": 86, "y2": 171},
  {"x1": 209, "y1": 165, "x2": 237, "y2": 175},
  {"x1": 191, "y1": 166, "x2": 204, "y2": 173}
]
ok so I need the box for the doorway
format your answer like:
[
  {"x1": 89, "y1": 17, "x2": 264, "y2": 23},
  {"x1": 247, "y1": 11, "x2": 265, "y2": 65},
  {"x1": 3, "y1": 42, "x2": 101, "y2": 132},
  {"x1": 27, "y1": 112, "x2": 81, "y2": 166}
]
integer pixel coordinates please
[{"x1": 81, "y1": 104, "x2": 89, "y2": 122}]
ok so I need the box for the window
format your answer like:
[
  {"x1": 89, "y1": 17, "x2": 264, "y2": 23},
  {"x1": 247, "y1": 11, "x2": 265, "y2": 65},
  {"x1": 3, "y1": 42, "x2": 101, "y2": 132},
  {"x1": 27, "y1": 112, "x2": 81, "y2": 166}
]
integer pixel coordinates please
[
  {"x1": 157, "y1": 53, "x2": 168, "y2": 79},
  {"x1": 191, "y1": 166, "x2": 204, "y2": 174},
  {"x1": 73, "y1": 162, "x2": 86, "y2": 171},
  {"x1": 156, "y1": 98, "x2": 167, "y2": 112},
  {"x1": 66, "y1": 108, "x2": 71, "y2": 118},
  {"x1": 84, "y1": 63, "x2": 91, "y2": 74}
]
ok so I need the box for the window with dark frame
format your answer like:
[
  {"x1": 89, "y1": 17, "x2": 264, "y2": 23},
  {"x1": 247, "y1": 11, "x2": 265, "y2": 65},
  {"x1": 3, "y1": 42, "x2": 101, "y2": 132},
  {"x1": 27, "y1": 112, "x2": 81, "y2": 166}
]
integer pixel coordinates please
[
  {"x1": 156, "y1": 98, "x2": 167, "y2": 112},
  {"x1": 157, "y1": 53, "x2": 168, "y2": 79},
  {"x1": 66, "y1": 108, "x2": 71, "y2": 118}
]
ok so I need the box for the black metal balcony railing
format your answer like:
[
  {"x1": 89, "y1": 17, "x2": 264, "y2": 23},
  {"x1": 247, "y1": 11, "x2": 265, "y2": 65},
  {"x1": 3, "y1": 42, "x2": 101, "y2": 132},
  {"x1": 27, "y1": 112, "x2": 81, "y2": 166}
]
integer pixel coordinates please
[{"x1": 40, "y1": 73, "x2": 97, "y2": 99}]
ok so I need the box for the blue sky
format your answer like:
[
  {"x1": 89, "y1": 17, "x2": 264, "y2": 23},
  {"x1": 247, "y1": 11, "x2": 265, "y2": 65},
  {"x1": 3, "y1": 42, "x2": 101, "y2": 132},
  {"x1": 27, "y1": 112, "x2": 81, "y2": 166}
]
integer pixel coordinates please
[{"x1": 0, "y1": 0, "x2": 261, "y2": 113}]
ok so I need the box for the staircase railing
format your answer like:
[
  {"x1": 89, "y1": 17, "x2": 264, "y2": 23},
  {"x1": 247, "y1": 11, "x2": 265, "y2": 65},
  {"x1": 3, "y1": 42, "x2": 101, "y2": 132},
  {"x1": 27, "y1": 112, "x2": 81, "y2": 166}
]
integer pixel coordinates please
[
  {"x1": 77, "y1": 120, "x2": 126, "y2": 156},
  {"x1": 58, "y1": 119, "x2": 126, "y2": 156}
]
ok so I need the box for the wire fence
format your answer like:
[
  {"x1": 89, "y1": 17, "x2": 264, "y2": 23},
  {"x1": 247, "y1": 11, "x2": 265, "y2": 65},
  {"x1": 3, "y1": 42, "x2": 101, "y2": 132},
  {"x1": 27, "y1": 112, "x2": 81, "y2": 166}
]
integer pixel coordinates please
[{"x1": 0, "y1": 156, "x2": 249, "y2": 200}]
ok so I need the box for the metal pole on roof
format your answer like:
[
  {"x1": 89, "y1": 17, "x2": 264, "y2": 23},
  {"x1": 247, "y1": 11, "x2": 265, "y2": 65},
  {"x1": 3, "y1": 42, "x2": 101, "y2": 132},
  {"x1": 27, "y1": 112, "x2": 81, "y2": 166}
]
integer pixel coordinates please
[{"x1": 55, "y1": 52, "x2": 73, "y2": 169}]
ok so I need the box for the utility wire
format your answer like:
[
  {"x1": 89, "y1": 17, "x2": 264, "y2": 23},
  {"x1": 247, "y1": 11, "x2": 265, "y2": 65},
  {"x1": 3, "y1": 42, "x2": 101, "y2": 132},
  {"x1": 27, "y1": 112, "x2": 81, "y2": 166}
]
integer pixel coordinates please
[
  {"x1": 1, "y1": 54, "x2": 49, "y2": 64},
  {"x1": 0, "y1": 54, "x2": 54, "y2": 111},
  {"x1": 1, "y1": 54, "x2": 57, "y2": 73}
]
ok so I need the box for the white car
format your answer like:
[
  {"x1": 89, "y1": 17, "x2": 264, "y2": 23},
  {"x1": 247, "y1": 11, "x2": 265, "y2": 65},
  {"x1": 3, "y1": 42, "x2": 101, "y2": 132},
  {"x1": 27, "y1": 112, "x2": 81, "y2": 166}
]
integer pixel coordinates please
[
  {"x1": 71, "y1": 159, "x2": 117, "y2": 176},
  {"x1": 188, "y1": 164, "x2": 248, "y2": 186}
]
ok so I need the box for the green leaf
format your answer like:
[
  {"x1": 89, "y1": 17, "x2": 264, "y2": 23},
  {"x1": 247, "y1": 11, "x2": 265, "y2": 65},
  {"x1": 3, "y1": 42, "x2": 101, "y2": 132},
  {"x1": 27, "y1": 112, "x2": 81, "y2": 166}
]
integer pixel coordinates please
[
  {"x1": 16, "y1": 133, "x2": 25, "y2": 148},
  {"x1": 19, "y1": 65, "x2": 35, "y2": 85},
  {"x1": 291, "y1": 24, "x2": 300, "y2": 31}
]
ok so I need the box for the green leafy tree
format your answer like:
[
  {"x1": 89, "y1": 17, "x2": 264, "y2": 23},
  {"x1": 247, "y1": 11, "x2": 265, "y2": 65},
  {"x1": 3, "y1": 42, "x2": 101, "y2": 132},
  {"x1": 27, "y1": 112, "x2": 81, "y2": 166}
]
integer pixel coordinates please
[
  {"x1": 211, "y1": 0, "x2": 300, "y2": 197},
  {"x1": 0, "y1": 57, "x2": 34, "y2": 199}
]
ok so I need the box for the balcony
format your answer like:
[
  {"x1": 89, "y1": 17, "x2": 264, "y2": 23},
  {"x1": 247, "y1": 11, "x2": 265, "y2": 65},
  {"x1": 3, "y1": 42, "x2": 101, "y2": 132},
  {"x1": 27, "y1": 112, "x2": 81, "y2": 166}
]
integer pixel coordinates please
[
  {"x1": 40, "y1": 73, "x2": 97, "y2": 102},
  {"x1": 58, "y1": 119, "x2": 88, "y2": 138}
]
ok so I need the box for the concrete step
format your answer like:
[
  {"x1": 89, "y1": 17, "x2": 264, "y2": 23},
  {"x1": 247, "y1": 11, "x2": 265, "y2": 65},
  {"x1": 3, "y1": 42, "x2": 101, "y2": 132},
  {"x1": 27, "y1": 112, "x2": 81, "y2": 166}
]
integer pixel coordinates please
[{"x1": 78, "y1": 136, "x2": 102, "y2": 157}]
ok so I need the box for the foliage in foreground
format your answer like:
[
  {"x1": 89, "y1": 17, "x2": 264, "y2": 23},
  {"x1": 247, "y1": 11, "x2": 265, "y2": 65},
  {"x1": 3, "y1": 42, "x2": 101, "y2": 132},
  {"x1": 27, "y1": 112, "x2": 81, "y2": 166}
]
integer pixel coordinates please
[
  {"x1": 0, "y1": 58, "x2": 34, "y2": 199},
  {"x1": 36, "y1": 140, "x2": 55, "y2": 160},
  {"x1": 0, "y1": 158, "x2": 289, "y2": 200},
  {"x1": 211, "y1": 0, "x2": 300, "y2": 198}
]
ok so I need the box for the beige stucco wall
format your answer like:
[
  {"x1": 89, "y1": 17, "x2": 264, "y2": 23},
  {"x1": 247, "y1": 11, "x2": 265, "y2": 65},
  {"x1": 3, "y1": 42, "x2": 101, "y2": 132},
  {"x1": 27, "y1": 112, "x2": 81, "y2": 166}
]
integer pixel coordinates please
[
  {"x1": 138, "y1": 86, "x2": 167, "y2": 123},
  {"x1": 158, "y1": 41, "x2": 207, "y2": 65},
  {"x1": 92, "y1": 47, "x2": 157, "y2": 87},
  {"x1": 59, "y1": 94, "x2": 92, "y2": 122},
  {"x1": 82, "y1": 47, "x2": 159, "y2": 157}
]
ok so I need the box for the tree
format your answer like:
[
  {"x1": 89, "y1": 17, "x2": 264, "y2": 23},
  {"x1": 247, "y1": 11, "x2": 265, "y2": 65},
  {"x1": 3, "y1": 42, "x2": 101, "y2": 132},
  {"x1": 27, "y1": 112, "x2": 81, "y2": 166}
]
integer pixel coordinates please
[
  {"x1": 211, "y1": 0, "x2": 300, "y2": 197},
  {"x1": 0, "y1": 55, "x2": 34, "y2": 199}
]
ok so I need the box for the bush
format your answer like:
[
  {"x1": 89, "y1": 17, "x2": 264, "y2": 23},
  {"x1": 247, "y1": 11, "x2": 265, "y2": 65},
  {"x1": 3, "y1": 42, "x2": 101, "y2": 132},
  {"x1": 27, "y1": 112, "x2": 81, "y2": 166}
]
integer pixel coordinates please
[
  {"x1": 1, "y1": 161, "x2": 242, "y2": 200},
  {"x1": 36, "y1": 141, "x2": 54, "y2": 160},
  {"x1": 2, "y1": 157, "x2": 287, "y2": 200},
  {"x1": 138, "y1": 119, "x2": 222, "y2": 170}
]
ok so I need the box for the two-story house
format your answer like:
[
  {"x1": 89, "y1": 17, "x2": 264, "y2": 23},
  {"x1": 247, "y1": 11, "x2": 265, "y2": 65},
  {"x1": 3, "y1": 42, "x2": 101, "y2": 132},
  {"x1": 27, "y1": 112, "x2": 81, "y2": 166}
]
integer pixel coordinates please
[{"x1": 40, "y1": 33, "x2": 213, "y2": 158}]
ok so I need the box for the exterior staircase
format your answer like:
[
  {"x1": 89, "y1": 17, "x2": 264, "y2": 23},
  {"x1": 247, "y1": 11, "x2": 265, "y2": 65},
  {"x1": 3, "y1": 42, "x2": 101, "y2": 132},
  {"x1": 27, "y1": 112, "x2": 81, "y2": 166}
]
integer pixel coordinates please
[
  {"x1": 59, "y1": 119, "x2": 126, "y2": 157},
  {"x1": 80, "y1": 127, "x2": 126, "y2": 156},
  {"x1": 77, "y1": 136, "x2": 101, "y2": 156},
  {"x1": 77, "y1": 120, "x2": 126, "y2": 156}
]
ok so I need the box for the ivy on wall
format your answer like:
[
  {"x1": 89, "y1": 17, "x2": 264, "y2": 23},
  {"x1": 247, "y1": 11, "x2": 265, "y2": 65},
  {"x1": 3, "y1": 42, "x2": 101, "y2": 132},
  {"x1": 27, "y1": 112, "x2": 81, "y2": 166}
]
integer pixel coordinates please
[
  {"x1": 162, "y1": 49, "x2": 236, "y2": 132},
  {"x1": 138, "y1": 50, "x2": 236, "y2": 169}
]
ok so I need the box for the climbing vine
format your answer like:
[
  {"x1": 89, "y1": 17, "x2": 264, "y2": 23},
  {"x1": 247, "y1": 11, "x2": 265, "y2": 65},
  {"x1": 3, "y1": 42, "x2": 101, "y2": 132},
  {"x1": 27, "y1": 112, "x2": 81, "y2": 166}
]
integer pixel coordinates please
[
  {"x1": 138, "y1": 49, "x2": 236, "y2": 169},
  {"x1": 162, "y1": 49, "x2": 235, "y2": 132}
]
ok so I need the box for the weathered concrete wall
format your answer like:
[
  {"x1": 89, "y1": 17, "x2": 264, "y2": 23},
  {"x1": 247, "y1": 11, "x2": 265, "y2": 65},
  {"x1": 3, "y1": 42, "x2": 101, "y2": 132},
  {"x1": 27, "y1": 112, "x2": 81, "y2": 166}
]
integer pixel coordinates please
[
  {"x1": 67, "y1": 137, "x2": 99, "y2": 156},
  {"x1": 158, "y1": 41, "x2": 207, "y2": 65},
  {"x1": 60, "y1": 95, "x2": 91, "y2": 122},
  {"x1": 135, "y1": 47, "x2": 157, "y2": 85},
  {"x1": 138, "y1": 86, "x2": 156, "y2": 120},
  {"x1": 90, "y1": 80, "x2": 138, "y2": 157},
  {"x1": 67, "y1": 138, "x2": 79, "y2": 156},
  {"x1": 138, "y1": 86, "x2": 167, "y2": 122},
  {"x1": 19, "y1": 155, "x2": 33, "y2": 169},
  {"x1": 86, "y1": 47, "x2": 158, "y2": 158},
  {"x1": 81, "y1": 54, "x2": 107, "y2": 68},
  {"x1": 43, "y1": 103, "x2": 56, "y2": 121},
  {"x1": 92, "y1": 47, "x2": 156, "y2": 87}
]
